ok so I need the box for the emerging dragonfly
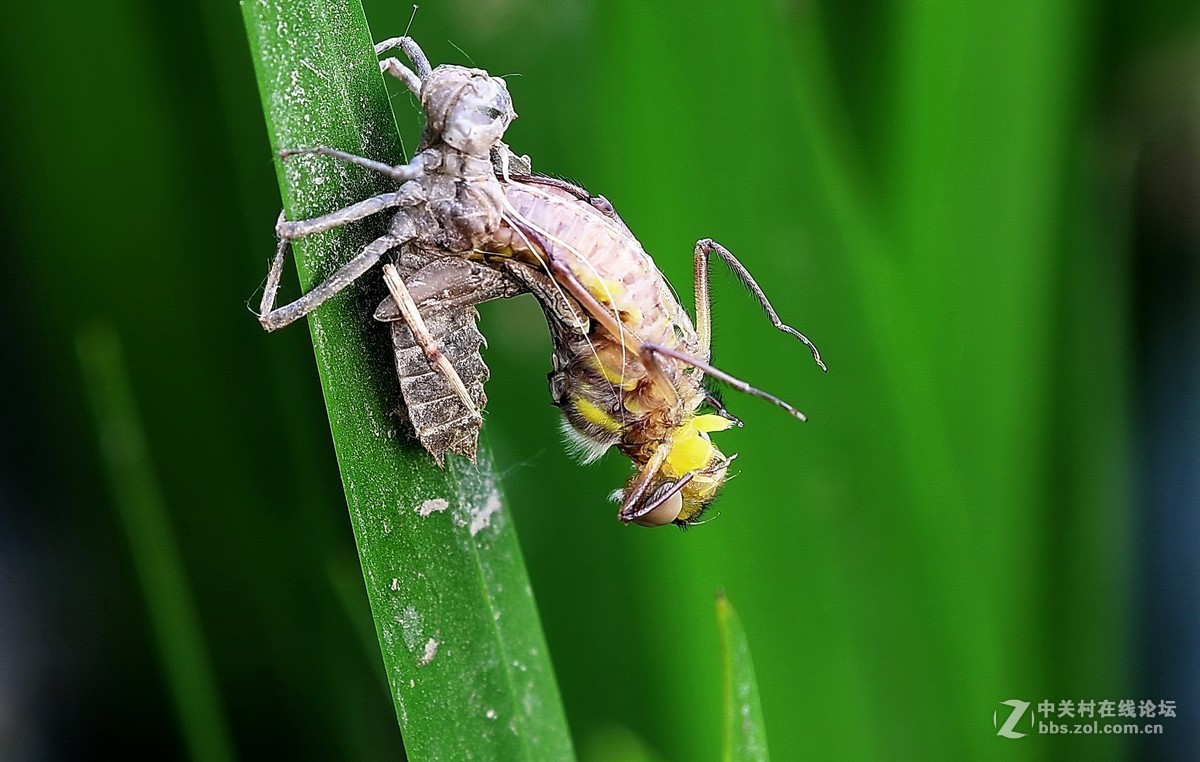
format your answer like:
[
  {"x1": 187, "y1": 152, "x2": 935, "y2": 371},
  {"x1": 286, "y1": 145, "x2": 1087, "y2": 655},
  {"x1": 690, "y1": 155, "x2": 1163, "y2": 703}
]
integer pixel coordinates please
[{"x1": 258, "y1": 37, "x2": 825, "y2": 527}]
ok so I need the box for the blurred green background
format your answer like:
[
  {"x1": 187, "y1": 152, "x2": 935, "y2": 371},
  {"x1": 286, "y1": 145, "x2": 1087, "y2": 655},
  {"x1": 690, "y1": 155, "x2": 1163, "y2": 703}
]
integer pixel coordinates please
[{"x1": 1, "y1": 0, "x2": 1197, "y2": 759}]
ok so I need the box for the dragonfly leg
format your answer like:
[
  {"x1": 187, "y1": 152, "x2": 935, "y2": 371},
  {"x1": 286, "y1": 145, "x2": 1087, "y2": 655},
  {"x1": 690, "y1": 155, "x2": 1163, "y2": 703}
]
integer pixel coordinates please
[
  {"x1": 374, "y1": 36, "x2": 432, "y2": 78},
  {"x1": 640, "y1": 341, "x2": 807, "y2": 422},
  {"x1": 692, "y1": 238, "x2": 826, "y2": 372},
  {"x1": 258, "y1": 231, "x2": 406, "y2": 332},
  {"x1": 275, "y1": 185, "x2": 423, "y2": 241},
  {"x1": 278, "y1": 145, "x2": 430, "y2": 184},
  {"x1": 617, "y1": 442, "x2": 671, "y2": 522}
]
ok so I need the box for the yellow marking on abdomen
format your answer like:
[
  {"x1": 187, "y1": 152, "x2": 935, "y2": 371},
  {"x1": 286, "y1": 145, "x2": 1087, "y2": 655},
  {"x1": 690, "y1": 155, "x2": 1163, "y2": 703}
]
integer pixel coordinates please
[{"x1": 573, "y1": 396, "x2": 622, "y2": 433}]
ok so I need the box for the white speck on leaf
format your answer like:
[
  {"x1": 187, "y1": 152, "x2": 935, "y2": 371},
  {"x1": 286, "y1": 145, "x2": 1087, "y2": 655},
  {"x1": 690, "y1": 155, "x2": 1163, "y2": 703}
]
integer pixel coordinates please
[
  {"x1": 469, "y1": 493, "x2": 502, "y2": 536},
  {"x1": 396, "y1": 605, "x2": 422, "y2": 651},
  {"x1": 419, "y1": 637, "x2": 439, "y2": 667},
  {"x1": 299, "y1": 57, "x2": 327, "y2": 80},
  {"x1": 395, "y1": 692, "x2": 408, "y2": 725},
  {"x1": 417, "y1": 497, "x2": 449, "y2": 517}
]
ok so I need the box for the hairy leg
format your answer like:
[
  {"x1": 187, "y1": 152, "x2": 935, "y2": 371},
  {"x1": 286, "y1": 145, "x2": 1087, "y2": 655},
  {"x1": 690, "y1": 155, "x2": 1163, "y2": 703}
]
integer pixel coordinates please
[{"x1": 693, "y1": 238, "x2": 825, "y2": 371}]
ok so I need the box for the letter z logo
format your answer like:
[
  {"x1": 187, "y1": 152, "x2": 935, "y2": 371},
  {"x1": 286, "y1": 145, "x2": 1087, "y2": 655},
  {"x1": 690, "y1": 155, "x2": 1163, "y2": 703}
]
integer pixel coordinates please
[{"x1": 994, "y1": 700, "x2": 1031, "y2": 739}]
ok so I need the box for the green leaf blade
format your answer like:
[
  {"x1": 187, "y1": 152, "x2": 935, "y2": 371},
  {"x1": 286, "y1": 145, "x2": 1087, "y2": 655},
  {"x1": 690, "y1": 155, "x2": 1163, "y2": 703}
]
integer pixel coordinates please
[
  {"x1": 718, "y1": 593, "x2": 769, "y2": 762},
  {"x1": 240, "y1": 2, "x2": 573, "y2": 758}
]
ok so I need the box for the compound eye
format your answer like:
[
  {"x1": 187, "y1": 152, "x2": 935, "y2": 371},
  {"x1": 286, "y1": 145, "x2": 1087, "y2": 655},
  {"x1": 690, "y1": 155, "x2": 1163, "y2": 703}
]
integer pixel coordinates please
[{"x1": 632, "y1": 489, "x2": 683, "y2": 527}]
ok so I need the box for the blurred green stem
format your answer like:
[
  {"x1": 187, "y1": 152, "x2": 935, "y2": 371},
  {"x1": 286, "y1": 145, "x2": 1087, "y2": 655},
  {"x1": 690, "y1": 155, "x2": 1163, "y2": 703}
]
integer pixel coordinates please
[{"x1": 77, "y1": 324, "x2": 235, "y2": 762}]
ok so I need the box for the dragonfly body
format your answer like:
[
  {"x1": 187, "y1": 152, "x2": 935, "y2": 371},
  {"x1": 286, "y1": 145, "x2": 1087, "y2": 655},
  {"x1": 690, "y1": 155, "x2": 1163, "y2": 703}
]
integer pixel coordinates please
[{"x1": 487, "y1": 178, "x2": 737, "y2": 525}]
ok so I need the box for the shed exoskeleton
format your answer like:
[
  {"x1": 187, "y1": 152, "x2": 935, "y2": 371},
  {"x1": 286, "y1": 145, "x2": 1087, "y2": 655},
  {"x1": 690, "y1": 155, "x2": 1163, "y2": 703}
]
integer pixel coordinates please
[{"x1": 257, "y1": 36, "x2": 521, "y2": 463}]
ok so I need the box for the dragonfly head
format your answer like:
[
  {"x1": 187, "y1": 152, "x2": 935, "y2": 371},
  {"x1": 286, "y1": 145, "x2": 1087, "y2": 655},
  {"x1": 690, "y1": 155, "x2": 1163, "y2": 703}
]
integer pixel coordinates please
[
  {"x1": 422, "y1": 65, "x2": 515, "y2": 158},
  {"x1": 621, "y1": 414, "x2": 736, "y2": 528}
]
